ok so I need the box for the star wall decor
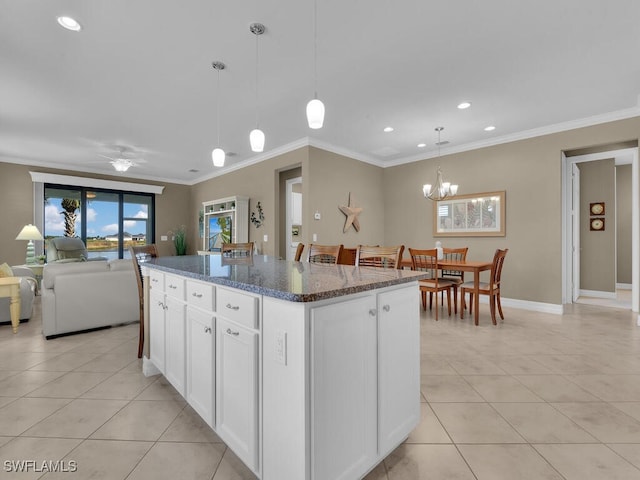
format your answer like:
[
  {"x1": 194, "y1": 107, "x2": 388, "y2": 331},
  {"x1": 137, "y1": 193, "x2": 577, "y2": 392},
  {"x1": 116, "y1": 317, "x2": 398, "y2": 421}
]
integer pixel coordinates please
[{"x1": 339, "y1": 192, "x2": 363, "y2": 233}]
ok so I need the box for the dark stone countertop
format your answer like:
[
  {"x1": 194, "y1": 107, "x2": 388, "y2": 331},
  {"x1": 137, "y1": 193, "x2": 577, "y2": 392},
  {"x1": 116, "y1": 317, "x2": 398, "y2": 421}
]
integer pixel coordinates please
[{"x1": 143, "y1": 254, "x2": 427, "y2": 302}]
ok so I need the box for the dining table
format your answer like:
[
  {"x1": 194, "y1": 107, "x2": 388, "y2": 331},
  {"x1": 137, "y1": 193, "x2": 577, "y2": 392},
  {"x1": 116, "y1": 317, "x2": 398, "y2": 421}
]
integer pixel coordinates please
[{"x1": 400, "y1": 258, "x2": 493, "y2": 326}]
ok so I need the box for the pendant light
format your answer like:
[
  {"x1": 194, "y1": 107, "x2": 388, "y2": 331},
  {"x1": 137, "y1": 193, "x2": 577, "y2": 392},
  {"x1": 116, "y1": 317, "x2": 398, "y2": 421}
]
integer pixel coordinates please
[
  {"x1": 249, "y1": 23, "x2": 266, "y2": 152},
  {"x1": 306, "y1": 0, "x2": 325, "y2": 129},
  {"x1": 422, "y1": 127, "x2": 459, "y2": 200},
  {"x1": 211, "y1": 61, "x2": 226, "y2": 167}
]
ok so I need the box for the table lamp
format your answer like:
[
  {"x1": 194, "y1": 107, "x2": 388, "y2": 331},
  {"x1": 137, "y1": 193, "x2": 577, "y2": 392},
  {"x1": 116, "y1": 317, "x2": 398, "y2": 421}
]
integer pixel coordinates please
[{"x1": 15, "y1": 224, "x2": 43, "y2": 265}]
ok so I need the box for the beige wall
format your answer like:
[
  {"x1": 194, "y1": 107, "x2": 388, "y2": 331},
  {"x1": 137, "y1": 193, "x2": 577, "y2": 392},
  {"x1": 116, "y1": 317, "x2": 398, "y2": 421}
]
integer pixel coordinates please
[
  {"x1": 0, "y1": 162, "x2": 189, "y2": 264},
  {"x1": 383, "y1": 116, "x2": 640, "y2": 305},
  {"x1": 579, "y1": 159, "x2": 615, "y2": 292},
  {"x1": 617, "y1": 164, "x2": 632, "y2": 284}
]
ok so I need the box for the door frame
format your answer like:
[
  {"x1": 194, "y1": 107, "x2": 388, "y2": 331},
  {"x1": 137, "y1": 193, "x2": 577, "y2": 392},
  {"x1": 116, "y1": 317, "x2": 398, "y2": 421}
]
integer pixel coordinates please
[
  {"x1": 561, "y1": 147, "x2": 639, "y2": 318},
  {"x1": 285, "y1": 176, "x2": 302, "y2": 261}
]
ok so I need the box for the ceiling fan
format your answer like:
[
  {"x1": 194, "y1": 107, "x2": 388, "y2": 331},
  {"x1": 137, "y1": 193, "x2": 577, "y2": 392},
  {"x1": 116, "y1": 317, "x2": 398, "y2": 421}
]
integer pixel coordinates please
[{"x1": 96, "y1": 144, "x2": 149, "y2": 172}]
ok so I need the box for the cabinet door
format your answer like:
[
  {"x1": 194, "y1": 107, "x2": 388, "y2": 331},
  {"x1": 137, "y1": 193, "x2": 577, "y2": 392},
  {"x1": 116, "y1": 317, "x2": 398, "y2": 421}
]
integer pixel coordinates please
[
  {"x1": 165, "y1": 296, "x2": 186, "y2": 396},
  {"x1": 187, "y1": 307, "x2": 215, "y2": 428},
  {"x1": 216, "y1": 318, "x2": 259, "y2": 473},
  {"x1": 149, "y1": 289, "x2": 166, "y2": 373},
  {"x1": 378, "y1": 286, "x2": 420, "y2": 454},
  {"x1": 311, "y1": 295, "x2": 377, "y2": 480}
]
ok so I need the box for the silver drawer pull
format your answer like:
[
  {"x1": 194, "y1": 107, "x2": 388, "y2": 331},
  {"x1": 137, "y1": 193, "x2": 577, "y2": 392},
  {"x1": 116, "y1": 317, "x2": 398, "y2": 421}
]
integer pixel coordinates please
[
  {"x1": 204, "y1": 326, "x2": 212, "y2": 334},
  {"x1": 369, "y1": 309, "x2": 377, "y2": 317},
  {"x1": 192, "y1": 292, "x2": 203, "y2": 298},
  {"x1": 226, "y1": 303, "x2": 240, "y2": 311},
  {"x1": 157, "y1": 301, "x2": 164, "y2": 307},
  {"x1": 151, "y1": 278, "x2": 159, "y2": 283},
  {"x1": 168, "y1": 284, "x2": 177, "y2": 289},
  {"x1": 383, "y1": 305, "x2": 391, "y2": 312},
  {"x1": 226, "y1": 328, "x2": 239, "y2": 336}
]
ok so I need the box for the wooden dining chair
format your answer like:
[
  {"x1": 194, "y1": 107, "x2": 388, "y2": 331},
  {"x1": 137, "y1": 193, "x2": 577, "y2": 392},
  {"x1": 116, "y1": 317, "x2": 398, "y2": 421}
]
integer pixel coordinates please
[
  {"x1": 294, "y1": 243, "x2": 305, "y2": 261},
  {"x1": 221, "y1": 242, "x2": 254, "y2": 257},
  {"x1": 440, "y1": 247, "x2": 469, "y2": 314},
  {"x1": 338, "y1": 247, "x2": 357, "y2": 265},
  {"x1": 409, "y1": 248, "x2": 456, "y2": 320},
  {"x1": 461, "y1": 248, "x2": 508, "y2": 325},
  {"x1": 129, "y1": 244, "x2": 158, "y2": 358},
  {"x1": 307, "y1": 244, "x2": 343, "y2": 264},
  {"x1": 356, "y1": 245, "x2": 404, "y2": 269}
]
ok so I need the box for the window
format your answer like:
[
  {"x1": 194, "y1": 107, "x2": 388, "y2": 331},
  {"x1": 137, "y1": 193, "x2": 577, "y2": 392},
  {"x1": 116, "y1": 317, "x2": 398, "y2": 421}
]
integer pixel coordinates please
[{"x1": 44, "y1": 184, "x2": 155, "y2": 260}]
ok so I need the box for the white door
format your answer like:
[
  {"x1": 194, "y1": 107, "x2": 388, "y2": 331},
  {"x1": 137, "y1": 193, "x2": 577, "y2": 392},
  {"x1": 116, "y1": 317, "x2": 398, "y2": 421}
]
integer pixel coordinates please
[
  {"x1": 285, "y1": 177, "x2": 302, "y2": 260},
  {"x1": 149, "y1": 289, "x2": 166, "y2": 373},
  {"x1": 572, "y1": 163, "x2": 580, "y2": 302},
  {"x1": 187, "y1": 307, "x2": 215, "y2": 427},
  {"x1": 377, "y1": 287, "x2": 420, "y2": 454},
  {"x1": 164, "y1": 296, "x2": 186, "y2": 396},
  {"x1": 311, "y1": 295, "x2": 377, "y2": 480},
  {"x1": 216, "y1": 318, "x2": 259, "y2": 473}
]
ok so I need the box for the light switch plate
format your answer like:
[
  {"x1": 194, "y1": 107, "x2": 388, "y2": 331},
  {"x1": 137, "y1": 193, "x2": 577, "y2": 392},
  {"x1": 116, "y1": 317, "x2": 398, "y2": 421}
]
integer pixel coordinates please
[{"x1": 263, "y1": 234, "x2": 268, "y2": 242}]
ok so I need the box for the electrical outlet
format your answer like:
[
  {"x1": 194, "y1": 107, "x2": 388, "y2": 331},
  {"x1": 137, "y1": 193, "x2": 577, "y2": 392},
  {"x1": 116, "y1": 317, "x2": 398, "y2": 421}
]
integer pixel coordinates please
[
  {"x1": 314, "y1": 211, "x2": 321, "y2": 220},
  {"x1": 161, "y1": 235, "x2": 168, "y2": 241},
  {"x1": 313, "y1": 233, "x2": 317, "y2": 242},
  {"x1": 263, "y1": 234, "x2": 268, "y2": 242},
  {"x1": 275, "y1": 330, "x2": 287, "y2": 365}
]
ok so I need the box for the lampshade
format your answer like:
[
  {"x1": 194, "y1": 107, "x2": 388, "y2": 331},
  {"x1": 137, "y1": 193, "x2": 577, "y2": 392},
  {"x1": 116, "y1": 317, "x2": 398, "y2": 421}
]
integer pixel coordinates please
[
  {"x1": 15, "y1": 224, "x2": 43, "y2": 241},
  {"x1": 306, "y1": 98, "x2": 325, "y2": 129},
  {"x1": 212, "y1": 148, "x2": 225, "y2": 167},
  {"x1": 250, "y1": 128, "x2": 265, "y2": 152}
]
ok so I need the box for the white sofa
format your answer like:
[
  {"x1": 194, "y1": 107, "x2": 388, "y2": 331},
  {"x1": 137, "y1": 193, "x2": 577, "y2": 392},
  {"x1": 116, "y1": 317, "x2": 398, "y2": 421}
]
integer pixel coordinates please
[{"x1": 41, "y1": 259, "x2": 139, "y2": 338}]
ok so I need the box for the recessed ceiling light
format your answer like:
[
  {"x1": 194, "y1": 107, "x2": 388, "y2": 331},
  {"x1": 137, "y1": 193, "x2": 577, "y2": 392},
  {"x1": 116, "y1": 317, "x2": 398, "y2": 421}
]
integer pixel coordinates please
[
  {"x1": 57, "y1": 16, "x2": 81, "y2": 32},
  {"x1": 484, "y1": 125, "x2": 496, "y2": 131},
  {"x1": 457, "y1": 102, "x2": 471, "y2": 109},
  {"x1": 417, "y1": 143, "x2": 426, "y2": 148},
  {"x1": 383, "y1": 126, "x2": 394, "y2": 133}
]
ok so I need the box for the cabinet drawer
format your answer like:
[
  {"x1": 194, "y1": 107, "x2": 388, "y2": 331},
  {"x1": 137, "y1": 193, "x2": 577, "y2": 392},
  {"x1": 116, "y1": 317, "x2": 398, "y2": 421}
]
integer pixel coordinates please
[
  {"x1": 149, "y1": 269, "x2": 164, "y2": 291},
  {"x1": 187, "y1": 280, "x2": 215, "y2": 311},
  {"x1": 165, "y1": 274, "x2": 185, "y2": 300},
  {"x1": 216, "y1": 287, "x2": 259, "y2": 329}
]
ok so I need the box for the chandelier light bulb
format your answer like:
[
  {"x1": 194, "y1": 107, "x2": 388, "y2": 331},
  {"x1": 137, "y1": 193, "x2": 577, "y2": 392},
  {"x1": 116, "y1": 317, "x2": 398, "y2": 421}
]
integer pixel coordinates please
[
  {"x1": 212, "y1": 148, "x2": 225, "y2": 167},
  {"x1": 250, "y1": 128, "x2": 265, "y2": 152},
  {"x1": 307, "y1": 98, "x2": 325, "y2": 129}
]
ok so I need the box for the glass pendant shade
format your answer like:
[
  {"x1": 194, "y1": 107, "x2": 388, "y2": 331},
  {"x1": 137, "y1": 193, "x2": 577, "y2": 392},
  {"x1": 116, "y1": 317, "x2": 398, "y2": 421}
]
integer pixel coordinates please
[
  {"x1": 212, "y1": 148, "x2": 225, "y2": 167},
  {"x1": 250, "y1": 128, "x2": 265, "y2": 152},
  {"x1": 306, "y1": 98, "x2": 325, "y2": 129}
]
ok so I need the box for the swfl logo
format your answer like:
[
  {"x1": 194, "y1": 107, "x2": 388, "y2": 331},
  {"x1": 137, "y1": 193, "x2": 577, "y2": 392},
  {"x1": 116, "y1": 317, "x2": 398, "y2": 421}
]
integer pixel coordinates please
[{"x1": 3, "y1": 460, "x2": 78, "y2": 473}]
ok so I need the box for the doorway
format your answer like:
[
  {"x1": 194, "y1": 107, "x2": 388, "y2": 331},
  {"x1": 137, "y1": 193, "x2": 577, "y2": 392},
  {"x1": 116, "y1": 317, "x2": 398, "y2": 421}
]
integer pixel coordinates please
[
  {"x1": 562, "y1": 147, "x2": 639, "y2": 317},
  {"x1": 285, "y1": 177, "x2": 303, "y2": 260}
]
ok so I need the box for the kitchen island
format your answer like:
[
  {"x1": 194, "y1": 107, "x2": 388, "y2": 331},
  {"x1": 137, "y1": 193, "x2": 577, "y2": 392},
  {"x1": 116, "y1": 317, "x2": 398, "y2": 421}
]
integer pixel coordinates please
[{"x1": 142, "y1": 254, "x2": 425, "y2": 480}]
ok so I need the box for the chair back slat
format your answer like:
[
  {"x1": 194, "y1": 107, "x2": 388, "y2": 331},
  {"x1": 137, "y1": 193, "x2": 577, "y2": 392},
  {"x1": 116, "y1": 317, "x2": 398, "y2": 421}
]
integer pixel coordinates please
[
  {"x1": 441, "y1": 247, "x2": 468, "y2": 279},
  {"x1": 129, "y1": 244, "x2": 158, "y2": 295},
  {"x1": 307, "y1": 244, "x2": 343, "y2": 264},
  {"x1": 294, "y1": 243, "x2": 305, "y2": 261},
  {"x1": 408, "y1": 248, "x2": 438, "y2": 279},
  {"x1": 356, "y1": 245, "x2": 404, "y2": 269},
  {"x1": 490, "y1": 248, "x2": 508, "y2": 291}
]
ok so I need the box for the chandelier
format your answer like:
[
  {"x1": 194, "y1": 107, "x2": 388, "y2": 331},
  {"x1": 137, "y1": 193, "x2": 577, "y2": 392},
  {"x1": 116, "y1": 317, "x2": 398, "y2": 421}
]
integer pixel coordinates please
[{"x1": 422, "y1": 127, "x2": 458, "y2": 201}]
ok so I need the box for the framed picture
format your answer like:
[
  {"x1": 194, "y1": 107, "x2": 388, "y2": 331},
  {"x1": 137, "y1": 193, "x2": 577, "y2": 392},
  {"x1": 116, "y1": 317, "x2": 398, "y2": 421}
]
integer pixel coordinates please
[
  {"x1": 433, "y1": 190, "x2": 506, "y2": 237},
  {"x1": 590, "y1": 202, "x2": 605, "y2": 216},
  {"x1": 590, "y1": 217, "x2": 605, "y2": 231}
]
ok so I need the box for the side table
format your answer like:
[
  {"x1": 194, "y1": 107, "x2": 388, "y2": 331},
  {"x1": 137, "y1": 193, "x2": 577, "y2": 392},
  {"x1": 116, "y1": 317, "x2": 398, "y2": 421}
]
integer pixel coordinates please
[
  {"x1": 0, "y1": 277, "x2": 21, "y2": 333},
  {"x1": 19, "y1": 263, "x2": 44, "y2": 294}
]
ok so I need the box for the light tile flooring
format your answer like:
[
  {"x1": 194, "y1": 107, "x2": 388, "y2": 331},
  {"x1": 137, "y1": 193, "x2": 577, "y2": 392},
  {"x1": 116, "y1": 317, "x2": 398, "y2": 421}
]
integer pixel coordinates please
[{"x1": 2, "y1": 299, "x2": 640, "y2": 479}]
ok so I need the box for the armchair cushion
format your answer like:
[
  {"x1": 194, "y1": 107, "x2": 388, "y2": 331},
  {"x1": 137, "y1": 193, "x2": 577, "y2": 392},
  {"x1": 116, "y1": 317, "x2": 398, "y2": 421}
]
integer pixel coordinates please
[
  {"x1": 0, "y1": 266, "x2": 36, "y2": 323},
  {"x1": 47, "y1": 237, "x2": 88, "y2": 263}
]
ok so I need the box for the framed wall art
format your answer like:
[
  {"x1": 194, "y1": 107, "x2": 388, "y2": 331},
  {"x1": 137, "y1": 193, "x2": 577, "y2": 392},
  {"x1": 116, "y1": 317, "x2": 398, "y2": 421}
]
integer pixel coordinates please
[{"x1": 433, "y1": 190, "x2": 506, "y2": 237}]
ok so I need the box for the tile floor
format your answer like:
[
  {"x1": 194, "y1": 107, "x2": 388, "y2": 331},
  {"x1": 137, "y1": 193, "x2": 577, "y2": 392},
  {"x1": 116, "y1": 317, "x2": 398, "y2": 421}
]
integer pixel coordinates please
[{"x1": 2, "y1": 299, "x2": 640, "y2": 479}]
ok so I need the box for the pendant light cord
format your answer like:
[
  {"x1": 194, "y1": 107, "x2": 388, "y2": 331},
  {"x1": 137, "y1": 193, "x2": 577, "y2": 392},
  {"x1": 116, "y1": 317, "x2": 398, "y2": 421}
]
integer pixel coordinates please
[
  {"x1": 255, "y1": 32, "x2": 259, "y2": 127},
  {"x1": 216, "y1": 68, "x2": 221, "y2": 146},
  {"x1": 313, "y1": 0, "x2": 318, "y2": 98}
]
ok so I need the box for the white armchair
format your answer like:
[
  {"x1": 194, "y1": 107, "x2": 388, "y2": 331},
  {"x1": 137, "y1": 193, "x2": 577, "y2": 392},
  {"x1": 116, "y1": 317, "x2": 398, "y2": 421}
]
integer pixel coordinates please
[
  {"x1": 46, "y1": 237, "x2": 107, "y2": 263},
  {"x1": 0, "y1": 266, "x2": 37, "y2": 324}
]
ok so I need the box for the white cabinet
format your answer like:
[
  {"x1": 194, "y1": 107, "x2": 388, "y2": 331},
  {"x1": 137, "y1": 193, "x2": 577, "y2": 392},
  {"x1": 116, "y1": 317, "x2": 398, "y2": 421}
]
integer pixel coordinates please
[
  {"x1": 202, "y1": 195, "x2": 249, "y2": 252},
  {"x1": 164, "y1": 296, "x2": 186, "y2": 396},
  {"x1": 216, "y1": 317, "x2": 259, "y2": 474},
  {"x1": 310, "y1": 295, "x2": 378, "y2": 480},
  {"x1": 149, "y1": 289, "x2": 166, "y2": 373},
  {"x1": 187, "y1": 306, "x2": 215, "y2": 427},
  {"x1": 377, "y1": 287, "x2": 420, "y2": 454}
]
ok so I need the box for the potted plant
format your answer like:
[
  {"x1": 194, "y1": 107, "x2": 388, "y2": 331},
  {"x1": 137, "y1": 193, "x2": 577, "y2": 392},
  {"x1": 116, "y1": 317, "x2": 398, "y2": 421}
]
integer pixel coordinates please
[{"x1": 171, "y1": 225, "x2": 187, "y2": 256}]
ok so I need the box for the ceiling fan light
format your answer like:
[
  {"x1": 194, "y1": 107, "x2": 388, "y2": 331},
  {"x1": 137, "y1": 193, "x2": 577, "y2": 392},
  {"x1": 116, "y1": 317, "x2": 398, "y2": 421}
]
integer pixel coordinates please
[
  {"x1": 306, "y1": 98, "x2": 325, "y2": 129},
  {"x1": 423, "y1": 184, "x2": 432, "y2": 197},
  {"x1": 57, "y1": 16, "x2": 81, "y2": 31},
  {"x1": 450, "y1": 184, "x2": 459, "y2": 195},
  {"x1": 212, "y1": 148, "x2": 225, "y2": 167},
  {"x1": 111, "y1": 159, "x2": 132, "y2": 172},
  {"x1": 250, "y1": 128, "x2": 265, "y2": 152}
]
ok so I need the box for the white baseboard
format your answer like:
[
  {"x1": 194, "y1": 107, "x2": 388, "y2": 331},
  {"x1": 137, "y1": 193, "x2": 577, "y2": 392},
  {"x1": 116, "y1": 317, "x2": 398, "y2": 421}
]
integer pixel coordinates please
[
  {"x1": 474, "y1": 295, "x2": 563, "y2": 315},
  {"x1": 579, "y1": 289, "x2": 617, "y2": 299},
  {"x1": 142, "y1": 356, "x2": 161, "y2": 377},
  {"x1": 617, "y1": 283, "x2": 632, "y2": 290}
]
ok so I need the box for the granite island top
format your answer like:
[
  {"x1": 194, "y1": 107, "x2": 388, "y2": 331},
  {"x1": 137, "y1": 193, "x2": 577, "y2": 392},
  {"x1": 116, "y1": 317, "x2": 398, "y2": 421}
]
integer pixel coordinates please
[{"x1": 144, "y1": 254, "x2": 428, "y2": 302}]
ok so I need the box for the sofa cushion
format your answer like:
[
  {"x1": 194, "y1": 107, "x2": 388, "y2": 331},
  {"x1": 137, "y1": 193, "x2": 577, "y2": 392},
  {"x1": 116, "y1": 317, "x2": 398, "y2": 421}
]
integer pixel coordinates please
[
  {"x1": 42, "y1": 261, "x2": 109, "y2": 289},
  {"x1": 0, "y1": 263, "x2": 13, "y2": 278},
  {"x1": 108, "y1": 259, "x2": 134, "y2": 272}
]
